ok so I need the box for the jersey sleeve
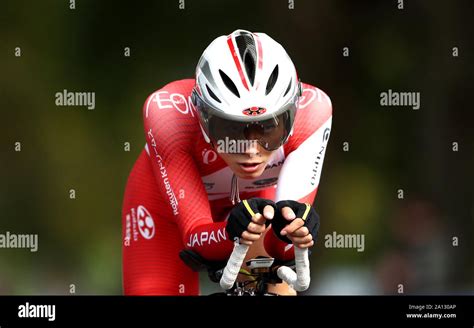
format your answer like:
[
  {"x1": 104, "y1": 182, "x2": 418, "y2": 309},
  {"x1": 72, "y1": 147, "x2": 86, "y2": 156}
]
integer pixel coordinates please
[
  {"x1": 277, "y1": 83, "x2": 332, "y2": 203},
  {"x1": 264, "y1": 84, "x2": 333, "y2": 259},
  {"x1": 143, "y1": 80, "x2": 234, "y2": 261}
]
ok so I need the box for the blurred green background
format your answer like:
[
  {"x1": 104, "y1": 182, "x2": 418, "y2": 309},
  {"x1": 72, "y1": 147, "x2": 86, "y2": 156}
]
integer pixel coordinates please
[{"x1": 0, "y1": 0, "x2": 472, "y2": 294}]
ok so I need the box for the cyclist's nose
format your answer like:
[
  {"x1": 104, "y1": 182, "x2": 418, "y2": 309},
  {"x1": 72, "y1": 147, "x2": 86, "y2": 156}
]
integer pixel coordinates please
[{"x1": 244, "y1": 140, "x2": 261, "y2": 158}]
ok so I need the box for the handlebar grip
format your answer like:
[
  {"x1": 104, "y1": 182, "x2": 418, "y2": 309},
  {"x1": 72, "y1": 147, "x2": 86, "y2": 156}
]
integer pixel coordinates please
[
  {"x1": 277, "y1": 247, "x2": 310, "y2": 292},
  {"x1": 219, "y1": 243, "x2": 250, "y2": 290}
]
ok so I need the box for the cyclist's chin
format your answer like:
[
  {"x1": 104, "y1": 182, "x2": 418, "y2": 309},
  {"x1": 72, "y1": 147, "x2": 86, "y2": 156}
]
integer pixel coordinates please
[{"x1": 235, "y1": 171, "x2": 264, "y2": 180}]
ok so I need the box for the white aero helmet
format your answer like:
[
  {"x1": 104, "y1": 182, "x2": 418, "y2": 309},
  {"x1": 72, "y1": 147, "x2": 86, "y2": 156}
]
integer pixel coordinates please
[{"x1": 192, "y1": 29, "x2": 302, "y2": 151}]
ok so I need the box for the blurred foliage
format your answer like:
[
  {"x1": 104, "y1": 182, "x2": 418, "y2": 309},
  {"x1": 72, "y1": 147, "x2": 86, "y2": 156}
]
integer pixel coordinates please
[{"x1": 0, "y1": 0, "x2": 472, "y2": 294}]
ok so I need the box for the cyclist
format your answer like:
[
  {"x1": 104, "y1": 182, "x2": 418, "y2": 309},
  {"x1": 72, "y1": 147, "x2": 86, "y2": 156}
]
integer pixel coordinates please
[{"x1": 122, "y1": 29, "x2": 332, "y2": 295}]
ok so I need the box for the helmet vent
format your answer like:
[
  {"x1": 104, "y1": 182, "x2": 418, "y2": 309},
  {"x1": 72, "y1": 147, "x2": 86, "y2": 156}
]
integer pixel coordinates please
[
  {"x1": 219, "y1": 69, "x2": 240, "y2": 98},
  {"x1": 283, "y1": 79, "x2": 292, "y2": 97},
  {"x1": 235, "y1": 32, "x2": 257, "y2": 86},
  {"x1": 265, "y1": 65, "x2": 279, "y2": 96},
  {"x1": 243, "y1": 52, "x2": 256, "y2": 86},
  {"x1": 206, "y1": 85, "x2": 221, "y2": 103}
]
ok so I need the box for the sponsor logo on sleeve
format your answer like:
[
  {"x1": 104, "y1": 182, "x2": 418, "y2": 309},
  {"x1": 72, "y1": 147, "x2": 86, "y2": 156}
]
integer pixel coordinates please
[
  {"x1": 124, "y1": 205, "x2": 156, "y2": 245},
  {"x1": 147, "y1": 129, "x2": 179, "y2": 216},
  {"x1": 137, "y1": 205, "x2": 155, "y2": 240},
  {"x1": 145, "y1": 90, "x2": 197, "y2": 117}
]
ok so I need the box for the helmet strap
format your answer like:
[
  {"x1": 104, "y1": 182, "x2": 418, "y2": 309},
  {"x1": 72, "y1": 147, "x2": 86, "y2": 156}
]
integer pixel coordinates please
[{"x1": 230, "y1": 174, "x2": 241, "y2": 205}]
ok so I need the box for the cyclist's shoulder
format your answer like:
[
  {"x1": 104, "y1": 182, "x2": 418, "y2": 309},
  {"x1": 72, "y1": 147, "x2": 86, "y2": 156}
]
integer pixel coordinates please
[
  {"x1": 298, "y1": 82, "x2": 333, "y2": 116},
  {"x1": 285, "y1": 82, "x2": 332, "y2": 150},
  {"x1": 142, "y1": 78, "x2": 196, "y2": 119},
  {"x1": 294, "y1": 82, "x2": 332, "y2": 130}
]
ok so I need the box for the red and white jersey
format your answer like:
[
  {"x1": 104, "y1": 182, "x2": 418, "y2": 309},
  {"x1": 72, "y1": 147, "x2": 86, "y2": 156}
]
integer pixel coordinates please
[{"x1": 141, "y1": 78, "x2": 332, "y2": 260}]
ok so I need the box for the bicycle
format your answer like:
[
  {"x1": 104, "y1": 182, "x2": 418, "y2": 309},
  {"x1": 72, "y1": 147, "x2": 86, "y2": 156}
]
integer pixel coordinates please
[{"x1": 180, "y1": 243, "x2": 311, "y2": 296}]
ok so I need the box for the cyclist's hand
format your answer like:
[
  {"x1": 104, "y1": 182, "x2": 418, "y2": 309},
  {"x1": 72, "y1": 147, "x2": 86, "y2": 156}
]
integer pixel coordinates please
[
  {"x1": 226, "y1": 198, "x2": 276, "y2": 246},
  {"x1": 272, "y1": 200, "x2": 320, "y2": 249}
]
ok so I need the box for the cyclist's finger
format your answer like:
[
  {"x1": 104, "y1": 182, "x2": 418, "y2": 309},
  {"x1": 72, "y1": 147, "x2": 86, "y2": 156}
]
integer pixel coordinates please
[
  {"x1": 281, "y1": 207, "x2": 296, "y2": 221},
  {"x1": 263, "y1": 205, "x2": 274, "y2": 220},
  {"x1": 241, "y1": 230, "x2": 261, "y2": 242},
  {"x1": 290, "y1": 226, "x2": 309, "y2": 237},
  {"x1": 296, "y1": 240, "x2": 314, "y2": 249},
  {"x1": 239, "y1": 238, "x2": 253, "y2": 246},
  {"x1": 247, "y1": 222, "x2": 266, "y2": 234},
  {"x1": 251, "y1": 213, "x2": 266, "y2": 225},
  {"x1": 280, "y1": 218, "x2": 304, "y2": 236},
  {"x1": 287, "y1": 234, "x2": 312, "y2": 244}
]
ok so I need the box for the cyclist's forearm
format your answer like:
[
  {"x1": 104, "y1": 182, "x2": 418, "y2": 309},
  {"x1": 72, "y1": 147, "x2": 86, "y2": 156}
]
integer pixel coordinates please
[{"x1": 184, "y1": 221, "x2": 234, "y2": 261}]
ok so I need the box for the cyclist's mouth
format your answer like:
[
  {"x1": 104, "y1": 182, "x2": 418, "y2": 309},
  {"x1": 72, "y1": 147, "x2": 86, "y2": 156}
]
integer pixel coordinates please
[{"x1": 238, "y1": 162, "x2": 263, "y2": 173}]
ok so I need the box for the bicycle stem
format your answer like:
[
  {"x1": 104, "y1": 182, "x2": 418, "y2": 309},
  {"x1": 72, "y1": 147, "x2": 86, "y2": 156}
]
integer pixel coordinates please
[{"x1": 220, "y1": 243, "x2": 311, "y2": 292}]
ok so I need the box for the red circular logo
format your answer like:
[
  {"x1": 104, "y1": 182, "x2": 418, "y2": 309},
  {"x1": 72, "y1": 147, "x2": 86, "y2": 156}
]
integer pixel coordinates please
[{"x1": 243, "y1": 107, "x2": 267, "y2": 116}]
